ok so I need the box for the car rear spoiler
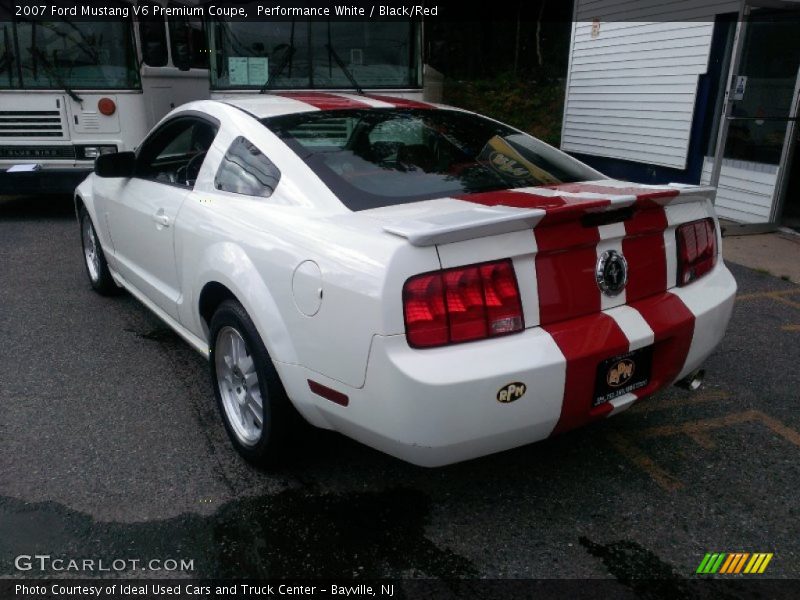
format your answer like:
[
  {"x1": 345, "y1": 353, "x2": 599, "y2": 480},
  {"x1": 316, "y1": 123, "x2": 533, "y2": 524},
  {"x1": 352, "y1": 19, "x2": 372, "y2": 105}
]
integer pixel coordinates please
[
  {"x1": 382, "y1": 206, "x2": 547, "y2": 246},
  {"x1": 382, "y1": 185, "x2": 715, "y2": 247}
]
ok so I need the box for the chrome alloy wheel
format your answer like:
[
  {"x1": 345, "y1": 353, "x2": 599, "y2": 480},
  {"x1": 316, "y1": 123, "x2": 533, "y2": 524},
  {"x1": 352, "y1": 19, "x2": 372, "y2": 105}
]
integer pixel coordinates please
[
  {"x1": 82, "y1": 215, "x2": 101, "y2": 283},
  {"x1": 215, "y1": 326, "x2": 264, "y2": 446}
]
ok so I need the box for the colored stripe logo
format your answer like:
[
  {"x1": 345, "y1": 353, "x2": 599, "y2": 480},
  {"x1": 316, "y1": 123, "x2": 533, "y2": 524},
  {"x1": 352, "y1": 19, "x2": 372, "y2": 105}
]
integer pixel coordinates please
[{"x1": 696, "y1": 552, "x2": 773, "y2": 574}]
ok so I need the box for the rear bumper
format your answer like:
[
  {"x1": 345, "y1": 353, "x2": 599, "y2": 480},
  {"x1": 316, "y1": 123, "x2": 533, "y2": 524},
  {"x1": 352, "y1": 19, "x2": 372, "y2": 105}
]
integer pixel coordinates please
[
  {"x1": 0, "y1": 166, "x2": 91, "y2": 195},
  {"x1": 284, "y1": 262, "x2": 737, "y2": 467}
]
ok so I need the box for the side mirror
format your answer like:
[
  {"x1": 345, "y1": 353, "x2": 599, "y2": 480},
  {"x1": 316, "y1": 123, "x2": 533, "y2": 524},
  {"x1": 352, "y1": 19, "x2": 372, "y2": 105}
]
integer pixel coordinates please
[{"x1": 95, "y1": 151, "x2": 136, "y2": 178}]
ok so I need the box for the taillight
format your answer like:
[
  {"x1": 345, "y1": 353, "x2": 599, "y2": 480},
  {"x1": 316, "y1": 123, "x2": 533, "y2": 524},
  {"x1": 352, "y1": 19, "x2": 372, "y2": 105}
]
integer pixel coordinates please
[
  {"x1": 403, "y1": 259, "x2": 524, "y2": 348},
  {"x1": 676, "y1": 218, "x2": 717, "y2": 286}
]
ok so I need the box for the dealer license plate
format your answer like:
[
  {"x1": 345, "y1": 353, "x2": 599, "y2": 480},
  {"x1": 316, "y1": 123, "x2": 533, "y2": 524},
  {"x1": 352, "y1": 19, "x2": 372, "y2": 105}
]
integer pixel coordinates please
[{"x1": 592, "y1": 346, "x2": 653, "y2": 407}]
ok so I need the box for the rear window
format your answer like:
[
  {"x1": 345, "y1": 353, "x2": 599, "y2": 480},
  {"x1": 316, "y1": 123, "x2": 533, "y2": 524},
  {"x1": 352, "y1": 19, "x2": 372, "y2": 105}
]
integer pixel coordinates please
[{"x1": 263, "y1": 109, "x2": 595, "y2": 211}]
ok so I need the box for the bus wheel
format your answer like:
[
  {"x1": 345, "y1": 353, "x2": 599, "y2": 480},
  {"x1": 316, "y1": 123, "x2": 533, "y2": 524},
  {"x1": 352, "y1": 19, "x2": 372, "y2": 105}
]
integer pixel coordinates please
[{"x1": 79, "y1": 206, "x2": 119, "y2": 296}]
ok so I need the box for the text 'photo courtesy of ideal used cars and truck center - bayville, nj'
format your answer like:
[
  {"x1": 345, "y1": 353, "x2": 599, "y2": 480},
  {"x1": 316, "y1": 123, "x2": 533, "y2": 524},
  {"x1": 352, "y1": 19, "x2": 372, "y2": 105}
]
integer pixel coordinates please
[{"x1": 1, "y1": 0, "x2": 799, "y2": 597}]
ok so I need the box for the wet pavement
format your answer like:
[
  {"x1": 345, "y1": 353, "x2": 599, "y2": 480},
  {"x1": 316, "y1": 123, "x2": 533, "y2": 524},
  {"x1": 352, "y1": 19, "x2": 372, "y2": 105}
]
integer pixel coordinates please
[{"x1": 1, "y1": 195, "x2": 799, "y2": 584}]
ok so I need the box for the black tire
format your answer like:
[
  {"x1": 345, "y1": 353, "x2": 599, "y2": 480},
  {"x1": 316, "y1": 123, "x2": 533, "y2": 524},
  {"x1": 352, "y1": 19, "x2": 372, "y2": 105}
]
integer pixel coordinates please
[
  {"x1": 78, "y1": 205, "x2": 120, "y2": 296},
  {"x1": 209, "y1": 299, "x2": 294, "y2": 466}
]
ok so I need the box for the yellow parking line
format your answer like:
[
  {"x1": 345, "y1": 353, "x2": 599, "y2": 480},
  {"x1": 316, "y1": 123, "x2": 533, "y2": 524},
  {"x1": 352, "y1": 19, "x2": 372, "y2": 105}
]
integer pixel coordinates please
[
  {"x1": 782, "y1": 324, "x2": 800, "y2": 332},
  {"x1": 637, "y1": 411, "x2": 754, "y2": 439},
  {"x1": 736, "y1": 289, "x2": 800, "y2": 301},
  {"x1": 635, "y1": 411, "x2": 800, "y2": 448},
  {"x1": 754, "y1": 412, "x2": 800, "y2": 447},
  {"x1": 633, "y1": 389, "x2": 729, "y2": 413},
  {"x1": 605, "y1": 432, "x2": 684, "y2": 491},
  {"x1": 686, "y1": 431, "x2": 716, "y2": 449},
  {"x1": 772, "y1": 295, "x2": 800, "y2": 310},
  {"x1": 609, "y1": 411, "x2": 800, "y2": 491}
]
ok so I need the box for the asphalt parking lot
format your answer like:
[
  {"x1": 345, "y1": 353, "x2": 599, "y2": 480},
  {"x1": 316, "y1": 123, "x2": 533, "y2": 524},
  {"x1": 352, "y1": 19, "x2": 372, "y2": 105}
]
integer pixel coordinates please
[{"x1": 1, "y1": 195, "x2": 798, "y2": 587}]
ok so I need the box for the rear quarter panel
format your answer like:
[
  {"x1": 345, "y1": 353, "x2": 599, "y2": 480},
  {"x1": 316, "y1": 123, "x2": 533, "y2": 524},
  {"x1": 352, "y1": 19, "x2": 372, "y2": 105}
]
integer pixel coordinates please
[{"x1": 175, "y1": 105, "x2": 441, "y2": 389}]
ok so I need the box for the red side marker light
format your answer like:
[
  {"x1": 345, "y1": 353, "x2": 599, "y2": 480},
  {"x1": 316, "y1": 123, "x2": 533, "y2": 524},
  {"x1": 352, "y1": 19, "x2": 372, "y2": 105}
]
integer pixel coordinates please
[
  {"x1": 308, "y1": 380, "x2": 349, "y2": 406},
  {"x1": 98, "y1": 98, "x2": 116, "y2": 116}
]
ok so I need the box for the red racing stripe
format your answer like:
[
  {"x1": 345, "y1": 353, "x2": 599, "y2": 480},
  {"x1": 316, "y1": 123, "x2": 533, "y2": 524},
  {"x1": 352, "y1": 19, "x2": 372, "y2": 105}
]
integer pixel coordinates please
[
  {"x1": 366, "y1": 94, "x2": 433, "y2": 109},
  {"x1": 535, "y1": 221, "x2": 601, "y2": 325},
  {"x1": 544, "y1": 313, "x2": 630, "y2": 434},
  {"x1": 545, "y1": 292, "x2": 695, "y2": 436},
  {"x1": 455, "y1": 190, "x2": 566, "y2": 210},
  {"x1": 455, "y1": 190, "x2": 611, "y2": 226},
  {"x1": 544, "y1": 183, "x2": 680, "y2": 206},
  {"x1": 455, "y1": 191, "x2": 606, "y2": 325},
  {"x1": 622, "y1": 207, "x2": 669, "y2": 302},
  {"x1": 631, "y1": 293, "x2": 695, "y2": 393},
  {"x1": 276, "y1": 91, "x2": 373, "y2": 110}
]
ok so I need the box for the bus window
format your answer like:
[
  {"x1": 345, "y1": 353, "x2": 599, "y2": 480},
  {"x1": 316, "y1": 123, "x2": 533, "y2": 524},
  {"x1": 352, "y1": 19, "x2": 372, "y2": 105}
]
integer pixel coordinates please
[
  {"x1": 167, "y1": 6, "x2": 208, "y2": 70},
  {"x1": 1, "y1": 20, "x2": 139, "y2": 90},
  {"x1": 138, "y1": 2, "x2": 168, "y2": 67},
  {"x1": 208, "y1": 15, "x2": 420, "y2": 90}
]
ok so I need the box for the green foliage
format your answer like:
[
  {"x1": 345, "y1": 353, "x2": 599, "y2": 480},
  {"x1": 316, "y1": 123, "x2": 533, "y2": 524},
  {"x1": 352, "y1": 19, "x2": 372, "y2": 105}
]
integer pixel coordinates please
[{"x1": 443, "y1": 73, "x2": 566, "y2": 147}]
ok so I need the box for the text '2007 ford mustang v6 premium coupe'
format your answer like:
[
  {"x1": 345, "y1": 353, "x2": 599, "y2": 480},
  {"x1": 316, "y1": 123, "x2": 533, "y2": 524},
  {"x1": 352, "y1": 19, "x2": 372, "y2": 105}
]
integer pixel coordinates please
[{"x1": 75, "y1": 92, "x2": 736, "y2": 467}]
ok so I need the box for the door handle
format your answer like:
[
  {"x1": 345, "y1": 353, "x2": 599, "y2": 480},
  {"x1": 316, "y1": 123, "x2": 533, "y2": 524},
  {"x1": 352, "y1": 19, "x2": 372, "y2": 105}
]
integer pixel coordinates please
[{"x1": 152, "y1": 210, "x2": 170, "y2": 228}]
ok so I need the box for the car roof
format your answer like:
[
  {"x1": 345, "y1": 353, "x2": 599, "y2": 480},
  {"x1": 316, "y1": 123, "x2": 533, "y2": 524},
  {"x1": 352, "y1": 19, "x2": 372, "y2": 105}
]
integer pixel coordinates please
[{"x1": 215, "y1": 92, "x2": 451, "y2": 119}]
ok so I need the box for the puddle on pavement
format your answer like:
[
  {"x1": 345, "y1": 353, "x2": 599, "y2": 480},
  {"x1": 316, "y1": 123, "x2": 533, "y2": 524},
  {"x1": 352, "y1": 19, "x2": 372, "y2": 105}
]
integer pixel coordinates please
[
  {"x1": 0, "y1": 488, "x2": 476, "y2": 579},
  {"x1": 579, "y1": 537, "x2": 693, "y2": 598}
]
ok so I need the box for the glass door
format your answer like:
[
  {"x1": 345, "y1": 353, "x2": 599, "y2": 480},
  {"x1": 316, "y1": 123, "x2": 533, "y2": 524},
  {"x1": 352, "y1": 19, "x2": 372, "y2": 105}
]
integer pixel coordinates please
[{"x1": 710, "y1": 5, "x2": 800, "y2": 225}]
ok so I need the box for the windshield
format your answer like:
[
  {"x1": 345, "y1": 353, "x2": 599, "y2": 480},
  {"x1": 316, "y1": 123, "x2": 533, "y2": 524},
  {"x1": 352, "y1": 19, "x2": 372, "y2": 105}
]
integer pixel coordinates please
[
  {"x1": 0, "y1": 20, "x2": 139, "y2": 90},
  {"x1": 264, "y1": 109, "x2": 597, "y2": 211},
  {"x1": 209, "y1": 19, "x2": 420, "y2": 90}
]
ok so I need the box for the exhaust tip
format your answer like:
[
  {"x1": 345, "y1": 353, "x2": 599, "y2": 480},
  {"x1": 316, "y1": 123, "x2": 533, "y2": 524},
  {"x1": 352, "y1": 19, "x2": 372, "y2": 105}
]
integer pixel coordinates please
[{"x1": 676, "y1": 369, "x2": 705, "y2": 391}]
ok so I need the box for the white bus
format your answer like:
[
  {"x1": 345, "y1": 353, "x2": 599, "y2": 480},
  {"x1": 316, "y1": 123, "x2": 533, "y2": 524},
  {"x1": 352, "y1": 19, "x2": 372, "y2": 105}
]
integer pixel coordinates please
[
  {"x1": 205, "y1": 15, "x2": 425, "y2": 100},
  {"x1": 0, "y1": 1, "x2": 209, "y2": 195}
]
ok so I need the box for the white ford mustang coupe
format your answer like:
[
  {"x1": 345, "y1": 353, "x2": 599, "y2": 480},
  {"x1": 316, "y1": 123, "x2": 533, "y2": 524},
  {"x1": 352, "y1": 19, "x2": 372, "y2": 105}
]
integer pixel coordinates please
[{"x1": 75, "y1": 92, "x2": 736, "y2": 467}]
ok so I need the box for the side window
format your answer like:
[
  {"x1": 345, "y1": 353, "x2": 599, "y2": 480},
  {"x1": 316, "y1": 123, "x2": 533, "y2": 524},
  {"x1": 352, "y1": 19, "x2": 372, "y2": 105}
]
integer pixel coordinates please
[
  {"x1": 137, "y1": 118, "x2": 217, "y2": 186},
  {"x1": 167, "y1": 7, "x2": 209, "y2": 70},
  {"x1": 215, "y1": 137, "x2": 281, "y2": 197},
  {"x1": 138, "y1": 3, "x2": 168, "y2": 67},
  {"x1": 158, "y1": 126, "x2": 194, "y2": 159}
]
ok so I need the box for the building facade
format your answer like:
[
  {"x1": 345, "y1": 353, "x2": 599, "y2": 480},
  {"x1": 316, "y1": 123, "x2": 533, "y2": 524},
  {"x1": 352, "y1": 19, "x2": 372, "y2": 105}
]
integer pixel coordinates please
[{"x1": 561, "y1": 0, "x2": 800, "y2": 228}]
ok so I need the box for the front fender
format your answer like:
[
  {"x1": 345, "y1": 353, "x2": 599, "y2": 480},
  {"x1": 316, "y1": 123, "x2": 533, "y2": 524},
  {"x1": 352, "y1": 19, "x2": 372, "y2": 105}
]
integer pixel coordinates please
[
  {"x1": 188, "y1": 241, "x2": 298, "y2": 365},
  {"x1": 75, "y1": 175, "x2": 119, "y2": 256},
  {"x1": 74, "y1": 176, "x2": 94, "y2": 220}
]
